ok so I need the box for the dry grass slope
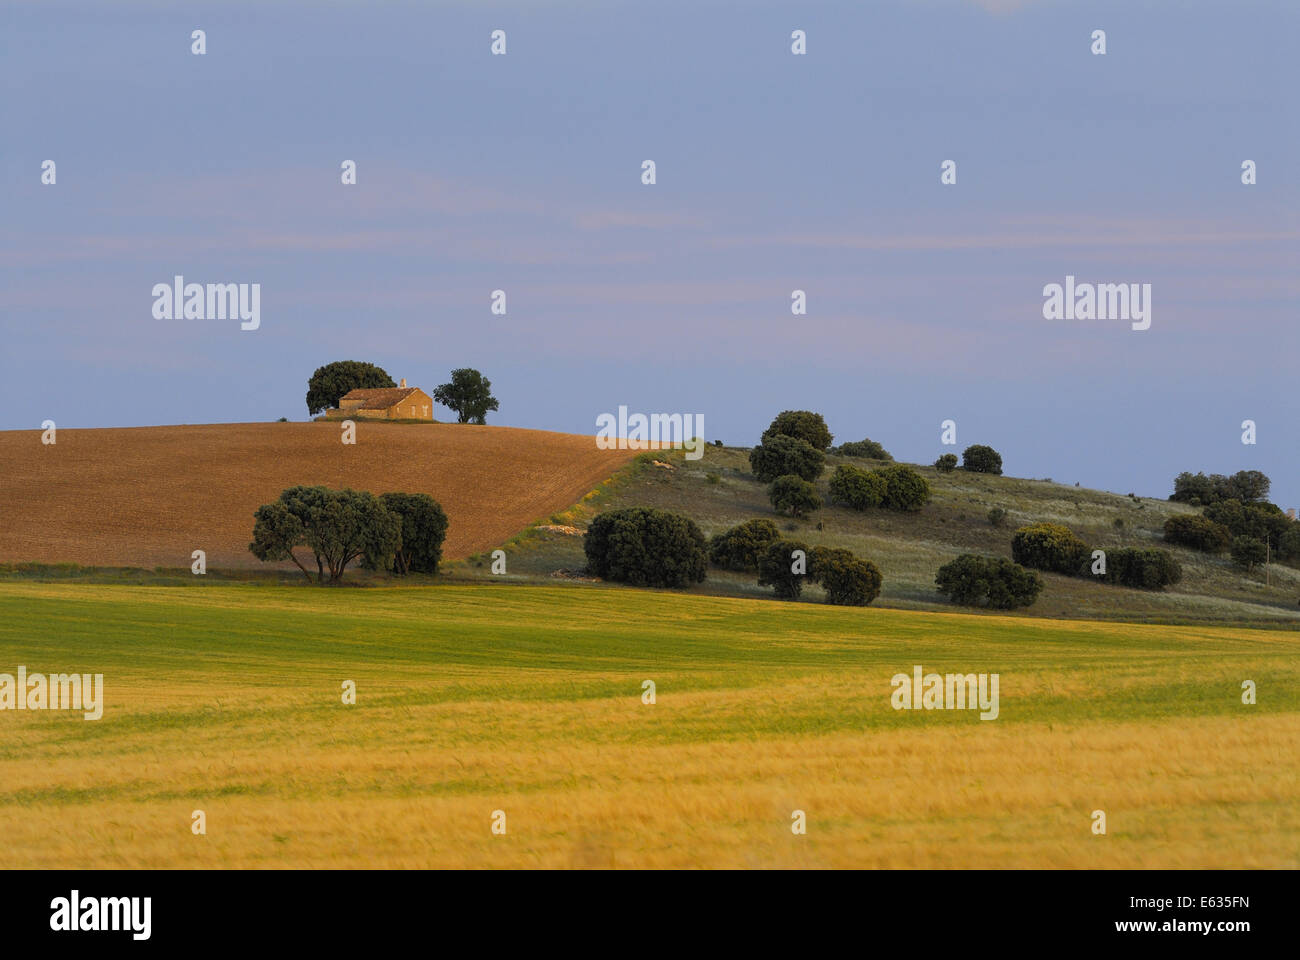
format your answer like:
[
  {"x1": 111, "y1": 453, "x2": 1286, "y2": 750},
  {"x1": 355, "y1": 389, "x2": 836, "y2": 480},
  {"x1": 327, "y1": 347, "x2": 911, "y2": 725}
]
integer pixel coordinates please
[{"x1": 473, "y1": 447, "x2": 1300, "y2": 628}]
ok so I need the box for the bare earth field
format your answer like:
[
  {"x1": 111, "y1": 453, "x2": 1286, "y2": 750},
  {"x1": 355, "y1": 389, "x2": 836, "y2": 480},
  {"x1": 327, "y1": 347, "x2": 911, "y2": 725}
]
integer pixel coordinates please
[{"x1": 0, "y1": 422, "x2": 634, "y2": 568}]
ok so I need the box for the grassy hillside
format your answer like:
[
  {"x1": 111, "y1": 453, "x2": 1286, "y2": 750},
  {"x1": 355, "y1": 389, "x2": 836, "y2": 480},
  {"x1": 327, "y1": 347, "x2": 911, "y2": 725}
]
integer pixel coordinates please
[
  {"x1": 5, "y1": 423, "x2": 1294, "y2": 628},
  {"x1": 459, "y1": 447, "x2": 1300, "y2": 628},
  {"x1": 0, "y1": 422, "x2": 633, "y2": 568},
  {"x1": 2, "y1": 581, "x2": 1296, "y2": 869}
]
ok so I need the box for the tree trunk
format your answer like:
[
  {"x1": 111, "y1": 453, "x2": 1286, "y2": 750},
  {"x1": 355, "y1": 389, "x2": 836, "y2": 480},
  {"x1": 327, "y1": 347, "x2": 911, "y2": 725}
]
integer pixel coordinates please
[{"x1": 286, "y1": 549, "x2": 314, "y2": 583}]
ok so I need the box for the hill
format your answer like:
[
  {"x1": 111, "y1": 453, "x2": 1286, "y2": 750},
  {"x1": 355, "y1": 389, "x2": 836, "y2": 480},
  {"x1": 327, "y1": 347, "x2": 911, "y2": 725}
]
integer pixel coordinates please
[
  {"x1": 0, "y1": 422, "x2": 634, "y2": 569},
  {"x1": 2, "y1": 581, "x2": 1295, "y2": 868},
  {"x1": 466, "y1": 447, "x2": 1300, "y2": 627}
]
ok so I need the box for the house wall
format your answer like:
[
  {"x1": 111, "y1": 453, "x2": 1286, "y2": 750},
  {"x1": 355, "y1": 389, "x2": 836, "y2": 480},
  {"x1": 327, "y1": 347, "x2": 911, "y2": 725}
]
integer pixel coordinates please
[
  {"x1": 329, "y1": 390, "x2": 433, "y2": 420},
  {"x1": 384, "y1": 391, "x2": 433, "y2": 420}
]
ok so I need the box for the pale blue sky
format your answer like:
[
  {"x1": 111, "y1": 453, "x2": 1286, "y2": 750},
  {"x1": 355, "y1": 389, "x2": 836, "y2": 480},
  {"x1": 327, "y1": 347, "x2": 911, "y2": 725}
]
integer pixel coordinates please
[{"x1": 2, "y1": 0, "x2": 1296, "y2": 505}]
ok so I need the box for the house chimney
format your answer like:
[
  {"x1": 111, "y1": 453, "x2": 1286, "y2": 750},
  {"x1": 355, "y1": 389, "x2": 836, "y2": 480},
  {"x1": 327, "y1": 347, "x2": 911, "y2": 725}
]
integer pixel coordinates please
[{"x1": 399, "y1": 378, "x2": 407, "y2": 388}]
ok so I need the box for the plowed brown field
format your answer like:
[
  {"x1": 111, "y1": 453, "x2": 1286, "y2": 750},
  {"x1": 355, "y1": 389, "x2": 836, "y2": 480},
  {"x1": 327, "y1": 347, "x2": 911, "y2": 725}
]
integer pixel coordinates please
[{"x1": 0, "y1": 422, "x2": 634, "y2": 569}]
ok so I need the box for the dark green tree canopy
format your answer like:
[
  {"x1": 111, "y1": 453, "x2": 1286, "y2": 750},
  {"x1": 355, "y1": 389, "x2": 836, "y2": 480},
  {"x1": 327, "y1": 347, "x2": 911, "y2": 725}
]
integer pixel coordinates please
[
  {"x1": 1170, "y1": 470, "x2": 1271, "y2": 506},
  {"x1": 835, "y1": 439, "x2": 892, "y2": 461},
  {"x1": 305, "y1": 361, "x2": 395, "y2": 416},
  {"x1": 769, "y1": 474, "x2": 823, "y2": 517},
  {"x1": 757, "y1": 539, "x2": 811, "y2": 600},
  {"x1": 377, "y1": 492, "x2": 449, "y2": 575},
  {"x1": 810, "y1": 546, "x2": 883, "y2": 606},
  {"x1": 1279, "y1": 526, "x2": 1300, "y2": 564},
  {"x1": 1011, "y1": 522, "x2": 1090, "y2": 575},
  {"x1": 828, "y1": 464, "x2": 886, "y2": 510},
  {"x1": 762, "y1": 411, "x2": 833, "y2": 452},
  {"x1": 962, "y1": 444, "x2": 1003, "y2": 475},
  {"x1": 250, "y1": 486, "x2": 401, "y2": 583},
  {"x1": 878, "y1": 464, "x2": 930, "y2": 512},
  {"x1": 434, "y1": 368, "x2": 500, "y2": 424},
  {"x1": 1163, "y1": 514, "x2": 1232, "y2": 553},
  {"x1": 936, "y1": 555, "x2": 1042, "y2": 609},
  {"x1": 1204, "y1": 499, "x2": 1288, "y2": 543},
  {"x1": 1230, "y1": 537, "x2": 1269, "y2": 572},
  {"x1": 1226, "y1": 470, "x2": 1271, "y2": 503},
  {"x1": 749, "y1": 434, "x2": 826, "y2": 483},
  {"x1": 1093, "y1": 548, "x2": 1182, "y2": 590},
  {"x1": 708, "y1": 519, "x2": 781, "y2": 573},
  {"x1": 583, "y1": 508, "x2": 707, "y2": 588}
]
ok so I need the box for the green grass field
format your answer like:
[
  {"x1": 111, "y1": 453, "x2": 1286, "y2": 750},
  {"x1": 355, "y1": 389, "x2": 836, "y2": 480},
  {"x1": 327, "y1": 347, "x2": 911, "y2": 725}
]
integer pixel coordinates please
[{"x1": 2, "y1": 580, "x2": 1296, "y2": 868}]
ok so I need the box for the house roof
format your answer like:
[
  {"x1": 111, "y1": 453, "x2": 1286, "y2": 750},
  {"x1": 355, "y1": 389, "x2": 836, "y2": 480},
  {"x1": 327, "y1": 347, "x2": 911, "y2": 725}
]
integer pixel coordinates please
[{"x1": 338, "y1": 386, "x2": 424, "y2": 410}]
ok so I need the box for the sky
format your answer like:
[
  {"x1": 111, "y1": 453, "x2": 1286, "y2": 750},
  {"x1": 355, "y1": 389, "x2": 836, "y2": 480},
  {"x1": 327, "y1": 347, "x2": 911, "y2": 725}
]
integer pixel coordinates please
[{"x1": 2, "y1": 0, "x2": 1297, "y2": 505}]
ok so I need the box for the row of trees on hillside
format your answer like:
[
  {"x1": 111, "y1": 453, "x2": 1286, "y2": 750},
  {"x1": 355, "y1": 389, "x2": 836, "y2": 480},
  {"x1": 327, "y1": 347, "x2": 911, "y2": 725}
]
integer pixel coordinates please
[
  {"x1": 1170, "y1": 470, "x2": 1271, "y2": 506},
  {"x1": 748, "y1": 411, "x2": 1010, "y2": 520},
  {"x1": 583, "y1": 509, "x2": 884, "y2": 606},
  {"x1": 930, "y1": 518, "x2": 1188, "y2": 612},
  {"x1": 305, "y1": 361, "x2": 499, "y2": 423},
  {"x1": 581, "y1": 504, "x2": 1157, "y2": 612},
  {"x1": 579, "y1": 502, "x2": 1204, "y2": 611},
  {"x1": 1010, "y1": 521, "x2": 1182, "y2": 589}
]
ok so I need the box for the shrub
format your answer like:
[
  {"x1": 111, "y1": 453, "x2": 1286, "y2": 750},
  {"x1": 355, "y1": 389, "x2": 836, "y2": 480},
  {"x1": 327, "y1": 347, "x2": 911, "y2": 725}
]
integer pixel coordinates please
[
  {"x1": 877, "y1": 464, "x2": 930, "y2": 512},
  {"x1": 1093, "y1": 548, "x2": 1182, "y2": 589},
  {"x1": 837, "y1": 439, "x2": 892, "y2": 460},
  {"x1": 1011, "y1": 522, "x2": 1090, "y2": 574},
  {"x1": 583, "y1": 508, "x2": 707, "y2": 587},
  {"x1": 1278, "y1": 525, "x2": 1300, "y2": 564},
  {"x1": 987, "y1": 507, "x2": 1007, "y2": 528},
  {"x1": 249, "y1": 486, "x2": 401, "y2": 584},
  {"x1": 828, "y1": 464, "x2": 886, "y2": 510},
  {"x1": 757, "y1": 539, "x2": 811, "y2": 599},
  {"x1": 749, "y1": 434, "x2": 826, "y2": 483},
  {"x1": 377, "y1": 492, "x2": 449, "y2": 574},
  {"x1": 708, "y1": 518, "x2": 781, "y2": 573},
  {"x1": 934, "y1": 453, "x2": 958, "y2": 472},
  {"x1": 962, "y1": 444, "x2": 1003, "y2": 475},
  {"x1": 1204, "y1": 499, "x2": 1288, "y2": 542},
  {"x1": 705, "y1": 472, "x2": 720, "y2": 485},
  {"x1": 807, "y1": 545, "x2": 849, "y2": 581},
  {"x1": 810, "y1": 546, "x2": 883, "y2": 606},
  {"x1": 1163, "y1": 514, "x2": 1231, "y2": 553},
  {"x1": 1230, "y1": 537, "x2": 1268, "y2": 572},
  {"x1": 769, "y1": 474, "x2": 822, "y2": 517},
  {"x1": 762, "y1": 410, "x2": 833, "y2": 452},
  {"x1": 935, "y1": 555, "x2": 1043, "y2": 609}
]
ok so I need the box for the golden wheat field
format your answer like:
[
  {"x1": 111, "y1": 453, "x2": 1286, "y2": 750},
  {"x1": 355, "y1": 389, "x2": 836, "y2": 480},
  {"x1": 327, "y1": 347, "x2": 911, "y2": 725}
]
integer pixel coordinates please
[
  {"x1": 1, "y1": 581, "x2": 1296, "y2": 869},
  {"x1": 0, "y1": 422, "x2": 634, "y2": 568}
]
